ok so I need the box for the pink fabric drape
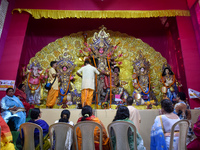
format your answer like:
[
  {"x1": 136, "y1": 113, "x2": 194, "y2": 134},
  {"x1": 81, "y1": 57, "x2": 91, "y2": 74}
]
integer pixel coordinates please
[
  {"x1": 176, "y1": 16, "x2": 200, "y2": 109},
  {"x1": 0, "y1": 12, "x2": 29, "y2": 98},
  {"x1": 14, "y1": 0, "x2": 188, "y2": 10}
]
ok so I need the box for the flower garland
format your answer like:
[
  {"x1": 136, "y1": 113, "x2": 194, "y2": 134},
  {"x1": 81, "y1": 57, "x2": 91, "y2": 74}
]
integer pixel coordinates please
[
  {"x1": 27, "y1": 72, "x2": 41, "y2": 91},
  {"x1": 92, "y1": 55, "x2": 98, "y2": 109},
  {"x1": 136, "y1": 74, "x2": 151, "y2": 95},
  {"x1": 59, "y1": 74, "x2": 71, "y2": 96},
  {"x1": 161, "y1": 74, "x2": 175, "y2": 88},
  {"x1": 107, "y1": 57, "x2": 112, "y2": 108}
]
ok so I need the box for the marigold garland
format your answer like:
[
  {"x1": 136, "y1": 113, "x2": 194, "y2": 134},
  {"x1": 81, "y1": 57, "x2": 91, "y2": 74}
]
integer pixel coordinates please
[
  {"x1": 59, "y1": 74, "x2": 71, "y2": 96},
  {"x1": 107, "y1": 57, "x2": 112, "y2": 108},
  {"x1": 161, "y1": 74, "x2": 175, "y2": 88},
  {"x1": 136, "y1": 74, "x2": 151, "y2": 95},
  {"x1": 27, "y1": 72, "x2": 41, "y2": 91},
  {"x1": 93, "y1": 55, "x2": 98, "y2": 109}
]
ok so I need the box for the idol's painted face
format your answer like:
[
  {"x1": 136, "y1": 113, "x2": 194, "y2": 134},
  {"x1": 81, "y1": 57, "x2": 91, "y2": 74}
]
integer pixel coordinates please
[
  {"x1": 99, "y1": 48, "x2": 104, "y2": 54},
  {"x1": 63, "y1": 66, "x2": 67, "y2": 71},
  {"x1": 165, "y1": 69, "x2": 169, "y2": 74},
  {"x1": 7, "y1": 89, "x2": 14, "y2": 97},
  {"x1": 140, "y1": 67, "x2": 145, "y2": 73}
]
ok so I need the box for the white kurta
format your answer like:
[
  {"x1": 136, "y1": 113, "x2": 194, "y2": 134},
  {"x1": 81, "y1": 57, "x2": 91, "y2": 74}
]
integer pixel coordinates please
[{"x1": 77, "y1": 64, "x2": 100, "y2": 90}]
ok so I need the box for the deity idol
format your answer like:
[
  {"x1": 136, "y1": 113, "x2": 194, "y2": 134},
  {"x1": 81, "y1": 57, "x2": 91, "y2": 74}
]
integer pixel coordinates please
[
  {"x1": 132, "y1": 52, "x2": 151, "y2": 104},
  {"x1": 161, "y1": 63, "x2": 177, "y2": 102},
  {"x1": 82, "y1": 26, "x2": 117, "y2": 103},
  {"x1": 26, "y1": 61, "x2": 43, "y2": 104},
  {"x1": 57, "y1": 53, "x2": 76, "y2": 106}
]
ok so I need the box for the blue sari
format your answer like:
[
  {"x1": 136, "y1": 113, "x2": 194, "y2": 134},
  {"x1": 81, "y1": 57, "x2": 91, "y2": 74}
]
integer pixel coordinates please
[
  {"x1": 1, "y1": 95, "x2": 26, "y2": 130},
  {"x1": 28, "y1": 119, "x2": 50, "y2": 149},
  {"x1": 151, "y1": 115, "x2": 179, "y2": 150},
  {"x1": 150, "y1": 116, "x2": 167, "y2": 150}
]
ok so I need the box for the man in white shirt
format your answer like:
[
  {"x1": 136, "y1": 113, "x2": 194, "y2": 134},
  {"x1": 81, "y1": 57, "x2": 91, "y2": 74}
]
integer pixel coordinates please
[
  {"x1": 76, "y1": 60, "x2": 100, "y2": 107},
  {"x1": 126, "y1": 96, "x2": 141, "y2": 133}
]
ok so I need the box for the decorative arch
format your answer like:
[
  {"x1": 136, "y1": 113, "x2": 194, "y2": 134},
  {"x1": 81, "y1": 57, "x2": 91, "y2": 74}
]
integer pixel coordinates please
[{"x1": 28, "y1": 29, "x2": 167, "y2": 101}]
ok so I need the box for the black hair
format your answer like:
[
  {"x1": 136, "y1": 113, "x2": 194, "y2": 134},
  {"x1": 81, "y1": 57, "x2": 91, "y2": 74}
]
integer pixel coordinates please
[
  {"x1": 50, "y1": 61, "x2": 57, "y2": 67},
  {"x1": 84, "y1": 60, "x2": 90, "y2": 65},
  {"x1": 161, "y1": 99, "x2": 174, "y2": 113},
  {"x1": 113, "y1": 106, "x2": 129, "y2": 122},
  {"x1": 18, "y1": 84, "x2": 25, "y2": 90},
  {"x1": 177, "y1": 92, "x2": 186, "y2": 101},
  {"x1": 6, "y1": 88, "x2": 14, "y2": 93},
  {"x1": 162, "y1": 67, "x2": 174, "y2": 76},
  {"x1": 59, "y1": 110, "x2": 70, "y2": 123},
  {"x1": 81, "y1": 105, "x2": 92, "y2": 121},
  {"x1": 126, "y1": 96, "x2": 133, "y2": 105},
  {"x1": 30, "y1": 108, "x2": 41, "y2": 120}
]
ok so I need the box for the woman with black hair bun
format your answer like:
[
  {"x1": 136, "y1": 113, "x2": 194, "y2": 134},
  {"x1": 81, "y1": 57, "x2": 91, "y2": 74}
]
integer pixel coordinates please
[
  {"x1": 151, "y1": 99, "x2": 180, "y2": 150},
  {"x1": 55, "y1": 109, "x2": 74, "y2": 126},
  {"x1": 76, "y1": 105, "x2": 110, "y2": 150},
  {"x1": 112, "y1": 106, "x2": 146, "y2": 150}
]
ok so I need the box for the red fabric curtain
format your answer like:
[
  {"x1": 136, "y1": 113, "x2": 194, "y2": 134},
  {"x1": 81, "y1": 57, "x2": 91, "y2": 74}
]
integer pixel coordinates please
[{"x1": 14, "y1": 0, "x2": 188, "y2": 10}]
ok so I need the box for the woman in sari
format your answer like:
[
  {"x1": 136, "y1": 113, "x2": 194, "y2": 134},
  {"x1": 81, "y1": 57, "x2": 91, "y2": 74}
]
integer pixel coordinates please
[
  {"x1": 76, "y1": 105, "x2": 110, "y2": 150},
  {"x1": 111, "y1": 106, "x2": 146, "y2": 150},
  {"x1": 0, "y1": 116, "x2": 15, "y2": 150},
  {"x1": 151, "y1": 99, "x2": 180, "y2": 150},
  {"x1": 15, "y1": 83, "x2": 34, "y2": 116},
  {"x1": 1, "y1": 88, "x2": 26, "y2": 130},
  {"x1": 17, "y1": 108, "x2": 50, "y2": 150},
  {"x1": 187, "y1": 115, "x2": 200, "y2": 149}
]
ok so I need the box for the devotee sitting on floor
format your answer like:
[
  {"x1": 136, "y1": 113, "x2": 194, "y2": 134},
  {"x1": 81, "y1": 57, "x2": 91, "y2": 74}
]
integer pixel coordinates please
[
  {"x1": 187, "y1": 115, "x2": 200, "y2": 150},
  {"x1": 17, "y1": 108, "x2": 50, "y2": 150},
  {"x1": 151, "y1": 99, "x2": 180, "y2": 150},
  {"x1": 126, "y1": 96, "x2": 141, "y2": 133},
  {"x1": 112, "y1": 106, "x2": 146, "y2": 150},
  {"x1": 55, "y1": 109, "x2": 74, "y2": 125},
  {"x1": 76, "y1": 105, "x2": 110, "y2": 150},
  {"x1": 15, "y1": 83, "x2": 34, "y2": 116},
  {"x1": 1, "y1": 88, "x2": 26, "y2": 131},
  {"x1": 0, "y1": 115, "x2": 15, "y2": 150}
]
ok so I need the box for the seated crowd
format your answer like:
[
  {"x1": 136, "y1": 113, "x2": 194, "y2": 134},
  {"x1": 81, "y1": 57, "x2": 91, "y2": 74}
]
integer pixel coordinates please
[{"x1": 0, "y1": 87, "x2": 198, "y2": 150}]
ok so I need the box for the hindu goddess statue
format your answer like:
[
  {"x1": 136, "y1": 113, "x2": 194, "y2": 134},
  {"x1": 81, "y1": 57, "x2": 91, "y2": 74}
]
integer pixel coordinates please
[
  {"x1": 26, "y1": 60, "x2": 43, "y2": 104},
  {"x1": 161, "y1": 63, "x2": 177, "y2": 102},
  {"x1": 57, "y1": 53, "x2": 76, "y2": 106},
  {"x1": 84, "y1": 26, "x2": 118, "y2": 103},
  {"x1": 132, "y1": 52, "x2": 151, "y2": 104}
]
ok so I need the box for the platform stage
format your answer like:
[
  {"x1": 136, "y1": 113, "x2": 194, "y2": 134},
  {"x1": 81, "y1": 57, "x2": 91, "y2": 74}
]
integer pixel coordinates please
[{"x1": 40, "y1": 109, "x2": 200, "y2": 150}]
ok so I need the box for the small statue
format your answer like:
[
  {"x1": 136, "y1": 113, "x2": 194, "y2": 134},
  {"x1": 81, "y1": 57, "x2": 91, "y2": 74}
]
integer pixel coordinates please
[
  {"x1": 26, "y1": 60, "x2": 44, "y2": 105},
  {"x1": 57, "y1": 53, "x2": 76, "y2": 106},
  {"x1": 132, "y1": 51, "x2": 151, "y2": 104},
  {"x1": 161, "y1": 63, "x2": 178, "y2": 102}
]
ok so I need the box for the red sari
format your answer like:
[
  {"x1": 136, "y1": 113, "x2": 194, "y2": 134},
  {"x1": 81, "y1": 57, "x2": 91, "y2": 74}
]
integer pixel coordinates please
[
  {"x1": 14, "y1": 88, "x2": 34, "y2": 116},
  {"x1": 0, "y1": 116, "x2": 15, "y2": 150},
  {"x1": 187, "y1": 115, "x2": 200, "y2": 150},
  {"x1": 76, "y1": 115, "x2": 110, "y2": 150}
]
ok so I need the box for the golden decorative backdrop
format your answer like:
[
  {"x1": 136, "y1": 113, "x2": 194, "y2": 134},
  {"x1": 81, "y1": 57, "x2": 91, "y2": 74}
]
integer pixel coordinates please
[{"x1": 28, "y1": 30, "x2": 167, "y2": 102}]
